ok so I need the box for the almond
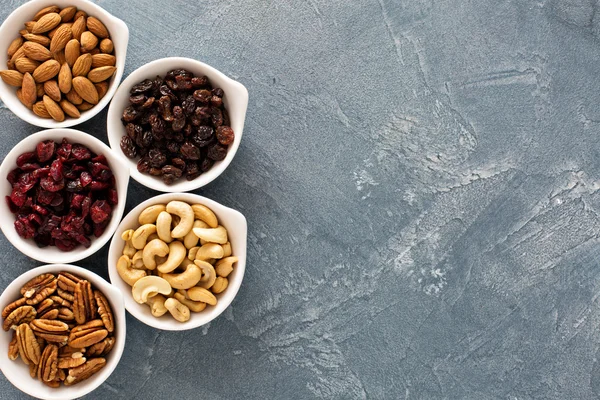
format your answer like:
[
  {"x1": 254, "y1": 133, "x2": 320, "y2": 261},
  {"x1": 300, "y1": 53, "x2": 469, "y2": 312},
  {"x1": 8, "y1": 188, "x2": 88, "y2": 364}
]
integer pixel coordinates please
[
  {"x1": 22, "y1": 42, "x2": 51, "y2": 62},
  {"x1": 14, "y1": 58, "x2": 40, "y2": 74},
  {"x1": 66, "y1": 88, "x2": 83, "y2": 105},
  {"x1": 32, "y1": 60, "x2": 60, "y2": 82},
  {"x1": 34, "y1": 6, "x2": 60, "y2": 21},
  {"x1": 33, "y1": 101, "x2": 51, "y2": 118},
  {"x1": 77, "y1": 102, "x2": 94, "y2": 111},
  {"x1": 8, "y1": 47, "x2": 26, "y2": 70},
  {"x1": 43, "y1": 95, "x2": 65, "y2": 121},
  {"x1": 36, "y1": 83, "x2": 45, "y2": 97},
  {"x1": 59, "y1": 6, "x2": 77, "y2": 23},
  {"x1": 91, "y1": 54, "x2": 115, "y2": 68},
  {"x1": 22, "y1": 33, "x2": 51, "y2": 47},
  {"x1": 72, "y1": 54, "x2": 92, "y2": 77},
  {"x1": 48, "y1": 23, "x2": 71, "y2": 40},
  {"x1": 65, "y1": 39, "x2": 80, "y2": 67},
  {"x1": 17, "y1": 89, "x2": 32, "y2": 109},
  {"x1": 99, "y1": 38, "x2": 113, "y2": 54},
  {"x1": 59, "y1": 99, "x2": 80, "y2": 118},
  {"x1": 54, "y1": 50, "x2": 67, "y2": 65},
  {"x1": 74, "y1": 10, "x2": 87, "y2": 20},
  {"x1": 24, "y1": 21, "x2": 36, "y2": 33},
  {"x1": 86, "y1": 17, "x2": 109, "y2": 39},
  {"x1": 71, "y1": 16, "x2": 86, "y2": 41},
  {"x1": 0, "y1": 70, "x2": 24, "y2": 86},
  {"x1": 72, "y1": 76, "x2": 98, "y2": 104},
  {"x1": 94, "y1": 81, "x2": 108, "y2": 100},
  {"x1": 87, "y1": 66, "x2": 116, "y2": 83},
  {"x1": 19, "y1": 29, "x2": 29, "y2": 37},
  {"x1": 80, "y1": 32, "x2": 98, "y2": 52},
  {"x1": 58, "y1": 63, "x2": 72, "y2": 94},
  {"x1": 44, "y1": 80, "x2": 61, "y2": 102},
  {"x1": 50, "y1": 24, "x2": 72, "y2": 53},
  {"x1": 22, "y1": 73, "x2": 37, "y2": 106},
  {"x1": 32, "y1": 13, "x2": 61, "y2": 34},
  {"x1": 7, "y1": 37, "x2": 23, "y2": 57}
]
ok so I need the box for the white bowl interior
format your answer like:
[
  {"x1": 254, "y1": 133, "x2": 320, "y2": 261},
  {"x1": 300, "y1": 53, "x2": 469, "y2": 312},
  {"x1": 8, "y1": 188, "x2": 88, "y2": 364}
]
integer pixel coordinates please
[
  {"x1": 107, "y1": 193, "x2": 247, "y2": 331},
  {"x1": 0, "y1": 264, "x2": 126, "y2": 400},
  {"x1": 107, "y1": 57, "x2": 249, "y2": 193},
  {"x1": 0, "y1": 129, "x2": 130, "y2": 264},
  {"x1": 0, "y1": 0, "x2": 129, "y2": 128}
]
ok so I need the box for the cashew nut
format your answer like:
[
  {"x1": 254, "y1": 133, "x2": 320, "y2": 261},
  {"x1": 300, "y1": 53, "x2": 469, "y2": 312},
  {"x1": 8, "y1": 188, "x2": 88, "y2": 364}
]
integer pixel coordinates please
[
  {"x1": 132, "y1": 224, "x2": 157, "y2": 249},
  {"x1": 138, "y1": 204, "x2": 166, "y2": 225},
  {"x1": 222, "y1": 242, "x2": 232, "y2": 257},
  {"x1": 194, "y1": 260, "x2": 217, "y2": 289},
  {"x1": 166, "y1": 201, "x2": 194, "y2": 238},
  {"x1": 132, "y1": 276, "x2": 171, "y2": 304},
  {"x1": 156, "y1": 211, "x2": 173, "y2": 244},
  {"x1": 164, "y1": 298, "x2": 190, "y2": 322},
  {"x1": 179, "y1": 257, "x2": 194, "y2": 269},
  {"x1": 121, "y1": 229, "x2": 134, "y2": 241},
  {"x1": 215, "y1": 256, "x2": 237, "y2": 278},
  {"x1": 146, "y1": 294, "x2": 168, "y2": 317},
  {"x1": 195, "y1": 243, "x2": 224, "y2": 261},
  {"x1": 211, "y1": 277, "x2": 229, "y2": 294},
  {"x1": 187, "y1": 287, "x2": 217, "y2": 305},
  {"x1": 122, "y1": 240, "x2": 136, "y2": 258},
  {"x1": 192, "y1": 225, "x2": 228, "y2": 244},
  {"x1": 132, "y1": 251, "x2": 145, "y2": 269},
  {"x1": 142, "y1": 239, "x2": 169, "y2": 270},
  {"x1": 191, "y1": 204, "x2": 218, "y2": 228},
  {"x1": 147, "y1": 233, "x2": 159, "y2": 242},
  {"x1": 174, "y1": 292, "x2": 207, "y2": 312},
  {"x1": 157, "y1": 241, "x2": 187, "y2": 273},
  {"x1": 159, "y1": 263, "x2": 201, "y2": 289},
  {"x1": 117, "y1": 255, "x2": 147, "y2": 286},
  {"x1": 183, "y1": 220, "x2": 208, "y2": 249}
]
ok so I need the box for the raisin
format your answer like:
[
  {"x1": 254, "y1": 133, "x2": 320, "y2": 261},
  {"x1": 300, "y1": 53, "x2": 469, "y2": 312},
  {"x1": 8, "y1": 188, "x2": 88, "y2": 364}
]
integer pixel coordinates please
[
  {"x1": 207, "y1": 144, "x2": 227, "y2": 161},
  {"x1": 142, "y1": 97, "x2": 155, "y2": 109},
  {"x1": 180, "y1": 142, "x2": 201, "y2": 160},
  {"x1": 130, "y1": 79, "x2": 154, "y2": 94},
  {"x1": 191, "y1": 76, "x2": 209, "y2": 88},
  {"x1": 193, "y1": 89, "x2": 212, "y2": 104},
  {"x1": 120, "y1": 136, "x2": 137, "y2": 158},
  {"x1": 216, "y1": 126, "x2": 235, "y2": 145},
  {"x1": 166, "y1": 69, "x2": 193, "y2": 79},
  {"x1": 137, "y1": 157, "x2": 151, "y2": 173},
  {"x1": 130, "y1": 94, "x2": 147, "y2": 106},
  {"x1": 200, "y1": 158, "x2": 213, "y2": 172},
  {"x1": 172, "y1": 158, "x2": 186, "y2": 170},
  {"x1": 212, "y1": 88, "x2": 224, "y2": 97},
  {"x1": 148, "y1": 149, "x2": 167, "y2": 168},
  {"x1": 122, "y1": 105, "x2": 140, "y2": 122},
  {"x1": 211, "y1": 107, "x2": 223, "y2": 127},
  {"x1": 210, "y1": 96, "x2": 223, "y2": 108}
]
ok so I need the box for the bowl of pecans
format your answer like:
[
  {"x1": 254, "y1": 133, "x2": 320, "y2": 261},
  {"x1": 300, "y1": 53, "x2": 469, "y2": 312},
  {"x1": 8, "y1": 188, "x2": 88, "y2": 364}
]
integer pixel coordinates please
[
  {"x1": 106, "y1": 57, "x2": 249, "y2": 192},
  {"x1": 0, "y1": 0, "x2": 129, "y2": 128},
  {"x1": 0, "y1": 264, "x2": 126, "y2": 399}
]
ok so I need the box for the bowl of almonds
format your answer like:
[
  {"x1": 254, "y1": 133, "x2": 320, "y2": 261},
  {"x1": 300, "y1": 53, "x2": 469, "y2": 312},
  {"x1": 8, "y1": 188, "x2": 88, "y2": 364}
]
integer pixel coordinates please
[
  {"x1": 107, "y1": 192, "x2": 247, "y2": 331},
  {"x1": 0, "y1": 0, "x2": 129, "y2": 127},
  {"x1": 0, "y1": 264, "x2": 126, "y2": 399}
]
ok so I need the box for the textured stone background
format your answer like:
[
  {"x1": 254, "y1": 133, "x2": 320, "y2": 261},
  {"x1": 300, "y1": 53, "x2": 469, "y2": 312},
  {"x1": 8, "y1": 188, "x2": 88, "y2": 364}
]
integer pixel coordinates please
[{"x1": 0, "y1": 0, "x2": 600, "y2": 398}]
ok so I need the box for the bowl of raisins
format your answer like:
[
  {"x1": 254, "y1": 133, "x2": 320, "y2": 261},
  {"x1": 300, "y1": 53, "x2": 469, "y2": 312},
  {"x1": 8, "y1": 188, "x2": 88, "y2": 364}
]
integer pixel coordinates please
[
  {"x1": 0, "y1": 129, "x2": 130, "y2": 264},
  {"x1": 106, "y1": 57, "x2": 248, "y2": 192}
]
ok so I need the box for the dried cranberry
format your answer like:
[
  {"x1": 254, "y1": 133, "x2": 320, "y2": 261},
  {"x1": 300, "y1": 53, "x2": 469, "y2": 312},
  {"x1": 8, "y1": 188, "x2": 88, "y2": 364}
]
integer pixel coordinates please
[
  {"x1": 17, "y1": 173, "x2": 37, "y2": 192},
  {"x1": 50, "y1": 159, "x2": 63, "y2": 181},
  {"x1": 108, "y1": 189, "x2": 118, "y2": 205},
  {"x1": 36, "y1": 190, "x2": 54, "y2": 205},
  {"x1": 50, "y1": 193, "x2": 63, "y2": 207},
  {"x1": 36, "y1": 140, "x2": 55, "y2": 163},
  {"x1": 56, "y1": 140, "x2": 72, "y2": 160},
  {"x1": 70, "y1": 194, "x2": 86, "y2": 209},
  {"x1": 14, "y1": 219, "x2": 35, "y2": 239},
  {"x1": 80, "y1": 171, "x2": 92, "y2": 187},
  {"x1": 65, "y1": 179, "x2": 83, "y2": 192},
  {"x1": 10, "y1": 188, "x2": 26, "y2": 207},
  {"x1": 32, "y1": 204, "x2": 49, "y2": 215},
  {"x1": 16, "y1": 152, "x2": 36, "y2": 167},
  {"x1": 6, "y1": 196, "x2": 19, "y2": 213},
  {"x1": 216, "y1": 126, "x2": 235, "y2": 145},
  {"x1": 93, "y1": 220, "x2": 109, "y2": 237},
  {"x1": 90, "y1": 200, "x2": 110, "y2": 223},
  {"x1": 71, "y1": 144, "x2": 92, "y2": 161},
  {"x1": 55, "y1": 239, "x2": 76, "y2": 251},
  {"x1": 20, "y1": 163, "x2": 41, "y2": 172},
  {"x1": 7, "y1": 169, "x2": 19, "y2": 185},
  {"x1": 41, "y1": 177, "x2": 65, "y2": 192},
  {"x1": 28, "y1": 213, "x2": 43, "y2": 226},
  {"x1": 32, "y1": 167, "x2": 50, "y2": 180},
  {"x1": 89, "y1": 181, "x2": 110, "y2": 191}
]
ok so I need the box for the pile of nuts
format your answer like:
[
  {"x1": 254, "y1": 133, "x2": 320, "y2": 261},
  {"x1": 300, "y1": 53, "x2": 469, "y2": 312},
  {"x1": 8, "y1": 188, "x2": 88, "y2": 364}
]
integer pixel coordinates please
[
  {"x1": 0, "y1": 5, "x2": 116, "y2": 121},
  {"x1": 119, "y1": 69, "x2": 234, "y2": 184},
  {"x1": 3, "y1": 272, "x2": 116, "y2": 387},
  {"x1": 6, "y1": 138, "x2": 117, "y2": 251},
  {"x1": 117, "y1": 201, "x2": 237, "y2": 322}
]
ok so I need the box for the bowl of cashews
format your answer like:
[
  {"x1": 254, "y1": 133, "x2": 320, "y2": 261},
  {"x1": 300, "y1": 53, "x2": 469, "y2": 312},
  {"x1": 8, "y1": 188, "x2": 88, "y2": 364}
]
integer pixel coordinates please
[{"x1": 107, "y1": 193, "x2": 247, "y2": 331}]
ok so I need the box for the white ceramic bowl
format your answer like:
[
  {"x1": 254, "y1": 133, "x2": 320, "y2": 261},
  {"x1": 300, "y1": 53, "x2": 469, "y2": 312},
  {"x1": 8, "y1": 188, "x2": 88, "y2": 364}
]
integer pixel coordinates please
[
  {"x1": 107, "y1": 192, "x2": 247, "y2": 331},
  {"x1": 0, "y1": 0, "x2": 129, "y2": 128},
  {"x1": 0, "y1": 264, "x2": 126, "y2": 400},
  {"x1": 0, "y1": 129, "x2": 130, "y2": 264},
  {"x1": 107, "y1": 57, "x2": 249, "y2": 193}
]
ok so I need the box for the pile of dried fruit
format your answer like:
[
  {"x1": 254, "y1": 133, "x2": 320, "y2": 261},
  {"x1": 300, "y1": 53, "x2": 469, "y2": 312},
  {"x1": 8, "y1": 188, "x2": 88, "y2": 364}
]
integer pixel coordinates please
[
  {"x1": 3, "y1": 272, "x2": 116, "y2": 387},
  {"x1": 6, "y1": 138, "x2": 117, "y2": 251},
  {"x1": 117, "y1": 201, "x2": 237, "y2": 322},
  {"x1": 0, "y1": 5, "x2": 116, "y2": 121},
  {"x1": 119, "y1": 69, "x2": 235, "y2": 184}
]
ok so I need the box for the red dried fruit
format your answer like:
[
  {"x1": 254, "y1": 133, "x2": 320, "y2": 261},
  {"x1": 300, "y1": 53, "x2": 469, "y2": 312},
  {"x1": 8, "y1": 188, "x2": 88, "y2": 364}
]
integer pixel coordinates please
[
  {"x1": 71, "y1": 144, "x2": 91, "y2": 160},
  {"x1": 14, "y1": 219, "x2": 35, "y2": 239},
  {"x1": 10, "y1": 188, "x2": 26, "y2": 207},
  {"x1": 81, "y1": 196, "x2": 91, "y2": 218},
  {"x1": 36, "y1": 190, "x2": 55, "y2": 205},
  {"x1": 7, "y1": 169, "x2": 19, "y2": 185},
  {"x1": 50, "y1": 159, "x2": 63, "y2": 181},
  {"x1": 32, "y1": 204, "x2": 49, "y2": 215},
  {"x1": 55, "y1": 239, "x2": 76, "y2": 251},
  {"x1": 90, "y1": 200, "x2": 110, "y2": 224},
  {"x1": 36, "y1": 140, "x2": 55, "y2": 163},
  {"x1": 93, "y1": 220, "x2": 109, "y2": 237},
  {"x1": 108, "y1": 189, "x2": 118, "y2": 206},
  {"x1": 20, "y1": 163, "x2": 41, "y2": 172},
  {"x1": 80, "y1": 172, "x2": 92, "y2": 187},
  {"x1": 40, "y1": 177, "x2": 65, "y2": 192},
  {"x1": 16, "y1": 152, "x2": 36, "y2": 167},
  {"x1": 6, "y1": 196, "x2": 19, "y2": 213}
]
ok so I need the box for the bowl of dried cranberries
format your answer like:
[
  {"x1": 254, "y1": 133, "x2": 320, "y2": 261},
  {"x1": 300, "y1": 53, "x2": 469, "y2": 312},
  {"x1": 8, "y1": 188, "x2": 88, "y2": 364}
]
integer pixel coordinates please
[
  {"x1": 106, "y1": 57, "x2": 249, "y2": 193},
  {"x1": 0, "y1": 129, "x2": 129, "y2": 264}
]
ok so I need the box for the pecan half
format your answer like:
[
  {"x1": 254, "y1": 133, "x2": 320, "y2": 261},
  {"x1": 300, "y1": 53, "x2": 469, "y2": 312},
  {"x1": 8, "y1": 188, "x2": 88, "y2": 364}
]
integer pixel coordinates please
[
  {"x1": 57, "y1": 288, "x2": 75, "y2": 303},
  {"x1": 3, "y1": 305, "x2": 36, "y2": 331},
  {"x1": 39, "y1": 309, "x2": 59, "y2": 320},
  {"x1": 94, "y1": 290, "x2": 114, "y2": 333},
  {"x1": 2, "y1": 298, "x2": 26, "y2": 319},
  {"x1": 17, "y1": 323, "x2": 41, "y2": 365},
  {"x1": 29, "y1": 362, "x2": 37, "y2": 378},
  {"x1": 58, "y1": 307, "x2": 75, "y2": 321},
  {"x1": 8, "y1": 332, "x2": 19, "y2": 361},
  {"x1": 38, "y1": 344, "x2": 58, "y2": 382},
  {"x1": 58, "y1": 352, "x2": 86, "y2": 369},
  {"x1": 68, "y1": 319, "x2": 107, "y2": 348},
  {"x1": 36, "y1": 298, "x2": 55, "y2": 315},
  {"x1": 73, "y1": 280, "x2": 95, "y2": 324},
  {"x1": 21, "y1": 274, "x2": 57, "y2": 305},
  {"x1": 50, "y1": 295, "x2": 71, "y2": 308},
  {"x1": 86, "y1": 336, "x2": 115, "y2": 357},
  {"x1": 64, "y1": 357, "x2": 106, "y2": 386},
  {"x1": 30, "y1": 319, "x2": 69, "y2": 333},
  {"x1": 57, "y1": 272, "x2": 81, "y2": 292}
]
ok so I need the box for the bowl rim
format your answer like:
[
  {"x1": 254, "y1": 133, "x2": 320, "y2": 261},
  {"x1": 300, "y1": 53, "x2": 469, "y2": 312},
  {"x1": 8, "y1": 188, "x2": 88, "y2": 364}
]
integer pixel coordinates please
[
  {"x1": 0, "y1": 263, "x2": 126, "y2": 400},
  {"x1": 0, "y1": 128, "x2": 130, "y2": 264},
  {"x1": 107, "y1": 192, "x2": 247, "y2": 331},
  {"x1": 106, "y1": 56, "x2": 249, "y2": 193},
  {"x1": 0, "y1": 0, "x2": 130, "y2": 128}
]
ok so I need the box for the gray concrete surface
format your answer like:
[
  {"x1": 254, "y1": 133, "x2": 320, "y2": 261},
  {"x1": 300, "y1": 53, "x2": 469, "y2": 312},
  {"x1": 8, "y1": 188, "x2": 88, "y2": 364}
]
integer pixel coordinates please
[{"x1": 1, "y1": 0, "x2": 600, "y2": 398}]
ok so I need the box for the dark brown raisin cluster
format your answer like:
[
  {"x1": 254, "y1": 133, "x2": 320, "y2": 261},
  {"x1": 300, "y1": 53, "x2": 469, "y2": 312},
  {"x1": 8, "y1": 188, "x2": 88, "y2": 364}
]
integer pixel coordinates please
[
  {"x1": 119, "y1": 69, "x2": 235, "y2": 185},
  {"x1": 6, "y1": 139, "x2": 117, "y2": 251}
]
